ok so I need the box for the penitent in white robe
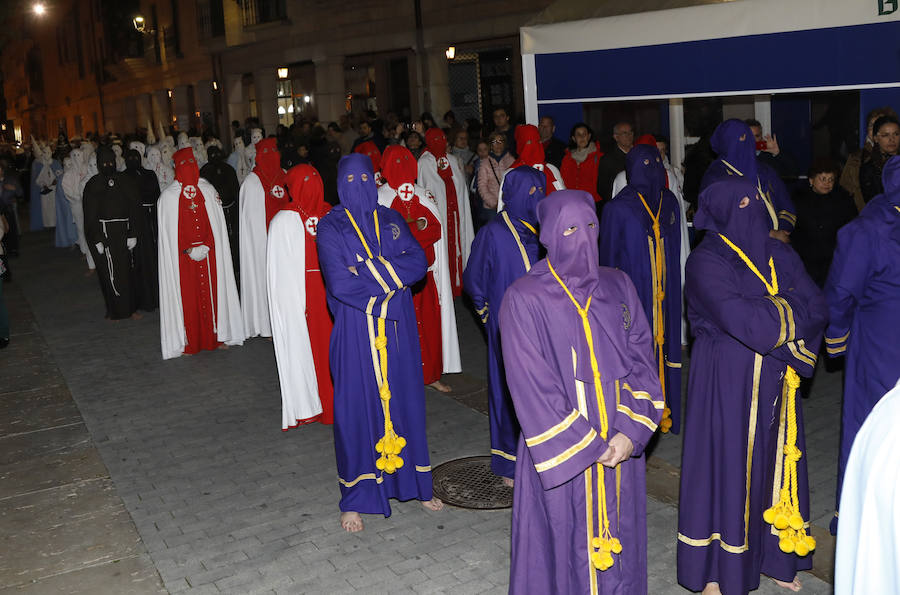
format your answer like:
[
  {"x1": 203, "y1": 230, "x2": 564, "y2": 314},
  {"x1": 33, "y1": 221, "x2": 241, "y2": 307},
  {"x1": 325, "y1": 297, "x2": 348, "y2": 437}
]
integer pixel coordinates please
[
  {"x1": 266, "y1": 210, "x2": 322, "y2": 428},
  {"x1": 378, "y1": 183, "x2": 462, "y2": 374},
  {"x1": 834, "y1": 379, "x2": 900, "y2": 595},
  {"x1": 238, "y1": 172, "x2": 272, "y2": 338},
  {"x1": 158, "y1": 178, "x2": 244, "y2": 360}
]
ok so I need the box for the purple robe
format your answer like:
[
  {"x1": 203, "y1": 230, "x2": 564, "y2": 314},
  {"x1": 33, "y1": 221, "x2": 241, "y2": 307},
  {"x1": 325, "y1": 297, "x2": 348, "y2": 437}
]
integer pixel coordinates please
[
  {"x1": 599, "y1": 144, "x2": 683, "y2": 434},
  {"x1": 701, "y1": 120, "x2": 796, "y2": 233},
  {"x1": 317, "y1": 154, "x2": 433, "y2": 516},
  {"x1": 824, "y1": 156, "x2": 900, "y2": 534},
  {"x1": 677, "y1": 179, "x2": 827, "y2": 594},
  {"x1": 500, "y1": 190, "x2": 663, "y2": 595},
  {"x1": 464, "y1": 166, "x2": 545, "y2": 478}
]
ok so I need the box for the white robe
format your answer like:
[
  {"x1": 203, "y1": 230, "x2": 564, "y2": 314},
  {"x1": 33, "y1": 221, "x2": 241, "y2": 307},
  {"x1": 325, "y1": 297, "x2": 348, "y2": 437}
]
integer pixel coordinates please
[
  {"x1": 158, "y1": 178, "x2": 244, "y2": 360},
  {"x1": 834, "y1": 379, "x2": 900, "y2": 595},
  {"x1": 266, "y1": 210, "x2": 322, "y2": 428},
  {"x1": 612, "y1": 167, "x2": 691, "y2": 345},
  {"x1": 417, "y1": 150, "x2": 475, "y2": 290},
  {"x1": 378, "y1": 183, "x2": 462, "y2": 374},
  {"x1": 61, "y1": 159, "x2": 94, "y2": 270},
  {"x1": 35, "y1": 157, "x2": 58, "y2": 227},
  {"x1": 238, "y1": 172, "x2": 272, "y2": 338}
]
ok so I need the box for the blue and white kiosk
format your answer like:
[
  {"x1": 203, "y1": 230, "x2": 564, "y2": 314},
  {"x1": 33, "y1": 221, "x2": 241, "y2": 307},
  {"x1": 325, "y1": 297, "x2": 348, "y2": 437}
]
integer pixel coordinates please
[{"x1": 521, "y1": 0, "x2": 900, "y2": 171}]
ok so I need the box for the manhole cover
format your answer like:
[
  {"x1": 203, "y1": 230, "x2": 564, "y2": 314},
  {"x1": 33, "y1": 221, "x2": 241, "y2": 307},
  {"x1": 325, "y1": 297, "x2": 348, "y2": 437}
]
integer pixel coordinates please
[{"x1": 431, "y1": 456, "x2": 513, "y2": 509}]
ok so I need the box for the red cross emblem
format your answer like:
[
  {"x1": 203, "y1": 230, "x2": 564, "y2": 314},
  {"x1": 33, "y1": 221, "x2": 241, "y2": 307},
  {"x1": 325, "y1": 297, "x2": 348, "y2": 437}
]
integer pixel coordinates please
[
  {"x1": 271, "y1": 185, "x2": 285, "y2": 199},
  {"x1": 375, "y1": 171, "x2": 385, "y2": 186},
  {"x1": 183, "y1": 185, "x2": 197, "y2": 200},
  {"x1": 305, "y1": 216, "x2": 319, "y2": 236},
  {"x1": 437, "y1": 156, "x2": 450, "y2": 171},
  {"x1": 398, "y1": 183, "x2": 415, "y2": 200}
]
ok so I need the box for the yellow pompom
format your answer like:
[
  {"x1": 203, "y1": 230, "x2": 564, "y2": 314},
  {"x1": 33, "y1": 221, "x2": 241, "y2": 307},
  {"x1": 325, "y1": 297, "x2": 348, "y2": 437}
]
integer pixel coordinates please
[
  {"x1": 374, "y1": 336, "x2": 387, "y2": 350},
  {"x1": 663, "y1": 407, "x2": 671, "y2": 417},
  {"x1": 393, "y1": 456, "x2": 404, "y2": 469},
  {"x1": 591, "y1": 537, "x2": 602, "y2": 549},
  {"x1": 591, "y1": 552, "x2": 604, "y2": 569},
  {"x1": 602, "y1": 553, "x2": 614, "y2": 568},
  {"x1": 779, "y1": 538, "x2": 794, "y2": 554},
  {"x1": 763, "y1": 508, "x2": 776, "y2": 524},
  {"x1": 375, "y1": 457, "x2": 386, "y2": 470},
  {"x1": 375, "y1": 441, "x2": 384, "y2": 453},
  {"x1": 660, "y1": 418, "x2": 672, "y2": 433},
  {"x1": 774, "y1": 514, "x2": 789, "y2": 531},
  {"x1": 788, "y1": 514, "x2": 804, "y2": 531},
  {"x1": 385, "y1": 463, "x2": 396, "y2": 474},
  {"x1": 610, "y1": 538, "x2": 623, "y2": 554},
  {"x1": 397, "y1": 436, "x2": 407, "y2": 448},
  {"x1": 794, "y1": 541, "x2": 809, "y2": 557}
]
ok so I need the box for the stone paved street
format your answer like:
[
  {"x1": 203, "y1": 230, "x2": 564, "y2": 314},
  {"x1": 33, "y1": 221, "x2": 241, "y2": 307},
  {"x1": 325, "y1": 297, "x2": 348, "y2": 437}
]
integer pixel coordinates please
[{"x1": 2, "y1": 231, "x2": 836, "y2": 593}]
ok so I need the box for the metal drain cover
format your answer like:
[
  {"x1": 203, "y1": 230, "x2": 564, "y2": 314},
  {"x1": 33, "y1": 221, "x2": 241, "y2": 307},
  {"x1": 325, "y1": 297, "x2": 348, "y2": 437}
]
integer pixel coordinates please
[{"x1": 431, "y1": 456, "x2": 513, "y2": 509}]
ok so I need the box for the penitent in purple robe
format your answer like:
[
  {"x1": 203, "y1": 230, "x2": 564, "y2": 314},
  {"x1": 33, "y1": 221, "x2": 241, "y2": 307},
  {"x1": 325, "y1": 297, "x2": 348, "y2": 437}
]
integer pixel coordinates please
[
  {"x1": 317, "y1": 154, "x2": 433, "y2": 516},
  {"x1": 500, "y1": 190, "x2": 663, "y2": 595},
  {"x1": 701, "y1": 120, "x2": 796, "y2": 233},
  {"x1": 599, "y1": 144, "x2": 682, "y2": 434},
  {"x1": 464, "y1": 166, "x2": 545, "y2": 479},
  {"x1": 677, "y1": 179, "x2": 827, "y2": 594},
  {"x1": 823, "y1": 156, "x2": 900, "y2": 535}
]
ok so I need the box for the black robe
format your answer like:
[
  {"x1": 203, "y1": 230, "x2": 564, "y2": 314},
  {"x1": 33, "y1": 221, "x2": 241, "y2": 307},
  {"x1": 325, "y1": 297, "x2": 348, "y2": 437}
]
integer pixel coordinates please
[
  {"x1": 82, "y1": 173, "x2": 143, "y2": 319},
  {"x1": 200, "y1": 158, "x2": 240, "y2": 278},
  {"x1": 122, "y1": 164, "x2": 160, "y2": 311}
]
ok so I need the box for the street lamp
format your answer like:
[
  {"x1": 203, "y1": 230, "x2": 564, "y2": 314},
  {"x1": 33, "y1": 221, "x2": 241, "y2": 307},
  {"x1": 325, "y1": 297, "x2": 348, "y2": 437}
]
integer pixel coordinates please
[
  {"x1": 33, "y1": 3, "x2": 46, "y2": 16},
  {"x1": 445, "y1": 46, "x2": 456, "y2": 60},
  {"x1": 277, "y1": 67, "x2": 289, "y2": 79},
  {"x1": 133, "y1": 15, "x2": 146, "y2": 33}
]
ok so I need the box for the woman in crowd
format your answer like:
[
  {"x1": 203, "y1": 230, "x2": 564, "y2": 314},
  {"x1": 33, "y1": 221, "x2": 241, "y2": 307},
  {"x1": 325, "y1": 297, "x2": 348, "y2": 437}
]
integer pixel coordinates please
[
  {"x1": 559, "y1": 122, "x2": 603, "y2": 204},
  {"x1": 859, "y1": 115, "x2": 900, "y2": 203},
  {"x1": 840, "y1": 107, "x2": 897, "y2": 211},
  {"x1": 476, "y1": 132, "x2": 514, "y2": 219}
]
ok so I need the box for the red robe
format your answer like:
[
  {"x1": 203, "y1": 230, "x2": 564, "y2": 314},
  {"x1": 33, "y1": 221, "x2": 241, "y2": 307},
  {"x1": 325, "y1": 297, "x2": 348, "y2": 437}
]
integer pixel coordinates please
[
  {"x1": 301, "y1": 206, "x2": 334, "y2": 424},
  {"x1": 178, "y1": 190, "x2": 220, "y2": 353},
  {"x1": 391, "y1": 194, "x2": 443, "y2": 383}
]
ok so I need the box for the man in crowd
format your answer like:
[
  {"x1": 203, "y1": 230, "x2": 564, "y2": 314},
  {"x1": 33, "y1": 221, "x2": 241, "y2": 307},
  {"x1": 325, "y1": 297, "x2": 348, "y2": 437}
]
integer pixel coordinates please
[
  {"x1": 597, "y1": 121, "x2": 634, "y2": 203},
  {"x1": 538, "y1": 115, "x2": 567, "y2": 169},
  {"x1": 492, "y1": 107, "x2": 517, "y2": 158},
  {"x1": 746, "y1": 118, "x2": 795, "y2": 178}
]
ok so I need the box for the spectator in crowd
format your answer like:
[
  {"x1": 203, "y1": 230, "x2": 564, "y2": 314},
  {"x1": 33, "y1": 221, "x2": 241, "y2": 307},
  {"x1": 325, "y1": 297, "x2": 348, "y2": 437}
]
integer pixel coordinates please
[
  {"x1": 420, "y1": 112, "x2": 437, "y2": 131},
  {"x1": 351, "y1": 120, "x2": 386, "y2": 153},
  {"x1": 469, "y1": 140, "x2": 492, "y2": 231},
  {"x1": 859, "y1": 115, "x2": 900, "y2": 203},
  {"x1": 596, "y1": 121, "x2": 634, "y2": 203},
  {"x1": 442, "y1": 110, "x2": 461, "y2": 139},
  {"x1": 405, "y1": 131, "x2": 425, "y2": 160},
  {"x1": 0, "y1": 209, "x2": 7, "y2": 346},
  {"x1": 0, "y1": 159, "x2": 22, "y2": 264},
  {"x1": 840, "y1": 107, "x2": 897, "y2": 212},
  {"x1": 477, "y1": 132, "x2": 514, "y2": 217},
  {"x1": 491, "y1": 107, "x2": 516, "y2": 158},
  {"x1": 537, "y1": 115, "x2": 567, "y2": 169},
  {"x1": 791, "y1": 159, "x2": 857, "y2": 288},
  {"x1": 326, "y1": 122, "x2": 353, "y2": 156},
  {"x1": 310, "y1": 125, "x2": 342, "y2": 206},
  {"x1": 466, "y1": 118, "x2": 483, "y2": 148},
  {"x1": 449, "y1": 130, "x2": 476, "y2": 182},
  {"x1": 559, "y1": 122, "x2": 603, "y2": 204},
  {"x1": 746, "y1": 118, "x2": 795, "y2": 178}
]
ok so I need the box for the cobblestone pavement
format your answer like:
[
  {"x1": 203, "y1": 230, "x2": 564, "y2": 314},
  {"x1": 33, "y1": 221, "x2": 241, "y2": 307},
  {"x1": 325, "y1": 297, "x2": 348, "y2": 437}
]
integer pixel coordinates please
[{"x1": 5, "y1": 231, "x2": 835, "y2": 593}]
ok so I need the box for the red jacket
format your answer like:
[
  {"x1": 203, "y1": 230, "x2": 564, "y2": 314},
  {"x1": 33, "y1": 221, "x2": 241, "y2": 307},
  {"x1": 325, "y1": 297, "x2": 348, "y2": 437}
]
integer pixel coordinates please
[{"x1": 560, "y1": 142, "x2": 604, "y2": 203}]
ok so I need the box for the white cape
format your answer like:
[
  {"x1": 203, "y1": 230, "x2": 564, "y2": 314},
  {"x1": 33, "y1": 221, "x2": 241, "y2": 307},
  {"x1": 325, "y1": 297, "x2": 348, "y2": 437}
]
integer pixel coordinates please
[
  {"x1": 378, "y1": 184, "x2": 462, "y2": 374},
  {"x1": 417, "y1": 150, "x2": 475, "y2": 288},
  {"x1": 266, "y1": 210, "x2": 322, "y2": 428},
  {"x1": 495, "y1": 162, "x2": 565, "y2": 212},
  {"x1": 834, "y1": 379, "x2": 900, "y2": 594},
  {"x1": 158, "y1": 178, "x2": 244, "y2": 359},
  {"x1": 612, "y1": 167, "x2": 691, "y2": 345},
  {"x1": 238, "y1": 172, "x2": 272, "y2": 338}
]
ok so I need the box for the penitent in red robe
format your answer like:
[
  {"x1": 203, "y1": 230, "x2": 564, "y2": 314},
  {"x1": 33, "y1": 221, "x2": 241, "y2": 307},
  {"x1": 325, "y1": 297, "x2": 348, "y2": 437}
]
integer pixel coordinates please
[{"x1": 176, "y1": 154, "x2": 220, "y2": 354}]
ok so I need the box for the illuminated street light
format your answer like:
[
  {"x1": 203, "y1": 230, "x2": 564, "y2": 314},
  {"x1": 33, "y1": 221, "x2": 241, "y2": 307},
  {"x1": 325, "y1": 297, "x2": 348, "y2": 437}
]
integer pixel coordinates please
[
  {"x1": 445, "y1": 46, "x2": 456, "y2": 60},
  {"x1": 133, "y1": 15, "x2": 146, "y2": 32},
  {"x1": 277, "y1": 67, "x2": 289, "y2": 79},
  {"x1": 33, "y1": 3, "x2": 46, "y2": 16}
]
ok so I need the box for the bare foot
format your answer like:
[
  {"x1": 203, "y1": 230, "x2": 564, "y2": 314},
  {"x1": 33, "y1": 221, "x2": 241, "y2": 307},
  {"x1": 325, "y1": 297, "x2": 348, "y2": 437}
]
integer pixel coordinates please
[
  {"x1": 131, "y1": 312, "x2": 143, "y2": 320},
  {"x1": 428, "y1": 380, "x2": 452, "y2": 393},
  {"x1": 501, "y1": 476, "x2": 514, "y2": 488},
  {"x1": 422, "y1": 497, "x2": 444, "y2": 512},
  {"x1": 217, "y1": 344, "x2": 229, "y2": 350},
  {"x1": 340, "y1": 511, "x2": 364, "y2": 533},
  {"x1": 701, "y1": 583, "x2": 722, "y2": 595},
  {"x1": 772, "y1": 576, "x2": 802, "y2": 592}
]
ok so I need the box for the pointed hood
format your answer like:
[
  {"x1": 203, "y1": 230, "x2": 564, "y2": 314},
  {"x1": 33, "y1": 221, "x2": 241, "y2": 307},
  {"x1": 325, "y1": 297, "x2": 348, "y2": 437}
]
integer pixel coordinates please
[
  {"x1": 124, "y1": 148, "x2": 143, "y2": 172},
  {"x1": 424, "y1": 127, "x2": 448, "y2": 159},
  {"x1": 253, "y1": 137, "x2": 285, "y2": 194},
  {"x1": 96, "y1": 146, "x2": 117, "y2": 178},
  {"x1": 502, "y1": 165, "x2": 545, "y2": 225},
  {"x1": 710, "y1": 119, "x2": 758, "y2": 180},
  {"x1": 624, "y1": 144, "x2": 667, "y2": 208},
  {"x1": 511, "y1": 124, "x2": 546, "y2": 168},
  {"x1": 537, "y1": 189, "x2": 600, "y2": 302},
  {"x1": 173, "y1": 147, "x2": 200, "y2": 188},
  {"x1": 285, "y1": 164, "x2": 326, "y2": 216},
  {"x1": 381, "y1": 145, "x2": 418, "y2": 188},
  {"x1": 695, "y1": 178, "x2": 770, "y2": 270},
  {"x1": 337, "y1": 153, "x2": 379, "y2": 237},
  {"x1": 354, "y1": 140, "x2": 383, "y2": 172}
]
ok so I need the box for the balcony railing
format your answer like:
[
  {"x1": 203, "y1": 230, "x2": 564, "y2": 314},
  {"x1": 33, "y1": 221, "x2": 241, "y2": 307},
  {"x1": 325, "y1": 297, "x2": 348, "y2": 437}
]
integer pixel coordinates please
[{"x1": 241, "y1": 0, "x2": 287, "y2": 27}]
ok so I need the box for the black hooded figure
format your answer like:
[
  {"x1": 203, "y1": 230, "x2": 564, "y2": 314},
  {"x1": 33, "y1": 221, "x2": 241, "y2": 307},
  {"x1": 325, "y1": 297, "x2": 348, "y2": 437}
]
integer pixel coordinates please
[
  {"x1": 83, "y1": 146, "x2": 142, "y2": 319},
  {"x1": 199, "y1": 145, "x2": 241, "y2": 279},
  {"x1": 122, "y1": 148, "x2": 160, "y2": 311}
]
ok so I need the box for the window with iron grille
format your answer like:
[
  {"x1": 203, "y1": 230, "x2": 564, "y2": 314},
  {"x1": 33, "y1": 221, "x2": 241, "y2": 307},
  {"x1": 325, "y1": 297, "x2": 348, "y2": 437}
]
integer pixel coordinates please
[{"x1": 241, "y1": 0, "x2": 287, "y2": 27}]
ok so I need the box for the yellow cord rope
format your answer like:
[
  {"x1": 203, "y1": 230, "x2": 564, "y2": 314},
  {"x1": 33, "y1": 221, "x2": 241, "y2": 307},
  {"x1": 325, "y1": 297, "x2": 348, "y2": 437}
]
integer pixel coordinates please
[
  {"x1": 548, "y1": 260, "x2": 622, "y2": 572},
  {"x1": 637, "y1": 192, "x2": 672, "y2": 433},
  {"x1": 718, "y1": 233, "x2": 815, "y2": 556},
  {"x1": 346, "y1": 208, "x2": 406, "y2": 474}
]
